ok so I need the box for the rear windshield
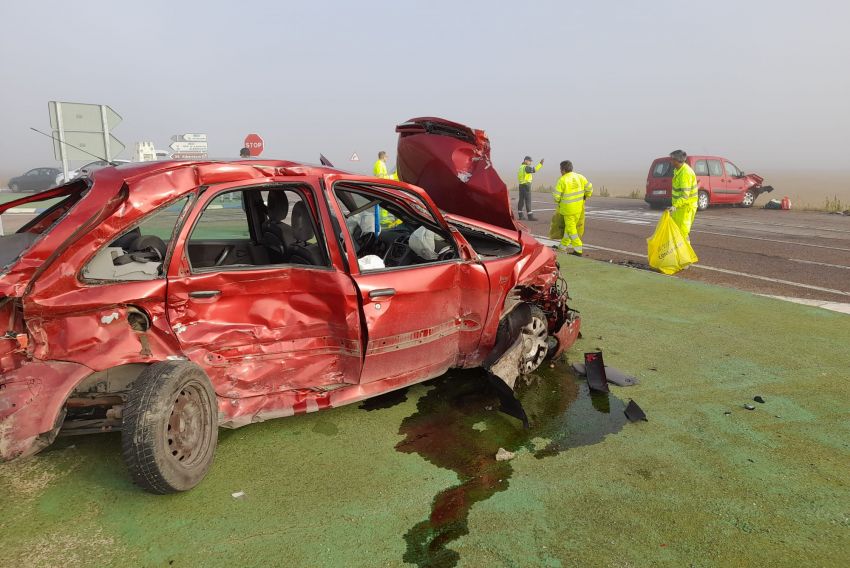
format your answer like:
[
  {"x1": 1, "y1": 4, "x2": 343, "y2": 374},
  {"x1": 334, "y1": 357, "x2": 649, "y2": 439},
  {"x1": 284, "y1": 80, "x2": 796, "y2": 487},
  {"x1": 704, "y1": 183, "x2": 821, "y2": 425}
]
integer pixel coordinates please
[
  {"x1": 0, "y1": 180, "x2": 88, "y2": 272},
  {"x1": 651, "y1": 160, "x2": 673, "y2": 178}
]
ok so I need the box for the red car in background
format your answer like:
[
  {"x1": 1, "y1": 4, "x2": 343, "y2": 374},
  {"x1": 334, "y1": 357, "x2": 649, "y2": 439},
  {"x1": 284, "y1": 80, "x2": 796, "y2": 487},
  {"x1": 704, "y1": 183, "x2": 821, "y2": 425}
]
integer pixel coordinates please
[
  {"x1": 0, "y1": 117, "x2": 580, "y2": 493},
  {"x1": 645, "y1": 155, "x2": 773, "y2": 211}
]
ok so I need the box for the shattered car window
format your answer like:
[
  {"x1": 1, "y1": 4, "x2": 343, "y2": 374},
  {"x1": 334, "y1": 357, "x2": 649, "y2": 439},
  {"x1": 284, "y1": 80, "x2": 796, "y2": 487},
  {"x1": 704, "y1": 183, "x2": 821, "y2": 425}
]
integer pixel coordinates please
[
  {"x1": 1, "y1": 181, "x2": 88, "y2": 273},
  {"x1": 82, "y1": 196, "x2": 190, "y2": 282}
]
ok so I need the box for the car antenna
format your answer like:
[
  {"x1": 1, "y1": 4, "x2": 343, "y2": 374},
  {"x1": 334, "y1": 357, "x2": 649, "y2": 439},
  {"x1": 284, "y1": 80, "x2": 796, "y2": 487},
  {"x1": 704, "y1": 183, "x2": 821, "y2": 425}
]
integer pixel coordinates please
[{"x1": 29, "y1": 127, "x2": 118, "y2": 165}]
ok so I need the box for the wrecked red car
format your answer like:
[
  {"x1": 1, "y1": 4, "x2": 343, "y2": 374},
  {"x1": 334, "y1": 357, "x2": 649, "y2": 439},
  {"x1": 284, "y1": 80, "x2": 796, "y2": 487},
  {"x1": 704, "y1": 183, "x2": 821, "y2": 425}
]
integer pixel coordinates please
[{"x1": 0, "y1": 117, "x2": 580, "y2": 493}]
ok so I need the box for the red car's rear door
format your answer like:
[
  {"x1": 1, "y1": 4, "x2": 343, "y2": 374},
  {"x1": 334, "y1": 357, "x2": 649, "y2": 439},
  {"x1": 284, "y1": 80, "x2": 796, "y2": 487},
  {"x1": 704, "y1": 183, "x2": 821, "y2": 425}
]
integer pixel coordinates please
[{"x1": 166, "y1": 181, "x2": 363, "y2": 397}]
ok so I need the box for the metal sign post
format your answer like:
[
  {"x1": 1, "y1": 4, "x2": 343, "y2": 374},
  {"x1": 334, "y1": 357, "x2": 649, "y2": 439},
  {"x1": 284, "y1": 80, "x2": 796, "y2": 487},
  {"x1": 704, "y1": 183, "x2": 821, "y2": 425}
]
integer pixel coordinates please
[
  {"x1": 55, "y1": 102, "x2": 70, "y2": 183},
  {"x1": 100, "y1": 105, "x2": 112, "y2": 162}
]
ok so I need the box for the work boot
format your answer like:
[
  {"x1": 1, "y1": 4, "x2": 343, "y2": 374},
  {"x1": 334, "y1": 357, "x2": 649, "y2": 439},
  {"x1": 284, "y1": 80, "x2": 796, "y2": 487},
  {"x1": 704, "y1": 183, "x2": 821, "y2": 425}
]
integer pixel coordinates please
[
  {"x1": 527, "y1": 213, "x2": 537, "y2": 221},
  {"x1": 570, "y1": 250, "x2": 583, "y2": 257},
  {"x1": 517, "y1": 211, "x2": 525, "y2": 220}
]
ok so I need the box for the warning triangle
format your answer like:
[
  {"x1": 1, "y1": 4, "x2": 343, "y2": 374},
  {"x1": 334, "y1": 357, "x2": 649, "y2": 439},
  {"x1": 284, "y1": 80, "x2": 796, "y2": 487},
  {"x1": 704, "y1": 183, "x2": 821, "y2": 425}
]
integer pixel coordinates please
[{"x1": 350, "y1": 152, "x2": 360, "y2": 161}]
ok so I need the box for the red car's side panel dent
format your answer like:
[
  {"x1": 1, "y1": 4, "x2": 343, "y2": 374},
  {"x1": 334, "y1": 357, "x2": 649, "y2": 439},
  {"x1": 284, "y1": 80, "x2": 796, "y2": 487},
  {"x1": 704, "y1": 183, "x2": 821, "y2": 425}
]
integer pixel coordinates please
[{"x1": 167, "y1": 268, "x2": 363, "y2": 398}]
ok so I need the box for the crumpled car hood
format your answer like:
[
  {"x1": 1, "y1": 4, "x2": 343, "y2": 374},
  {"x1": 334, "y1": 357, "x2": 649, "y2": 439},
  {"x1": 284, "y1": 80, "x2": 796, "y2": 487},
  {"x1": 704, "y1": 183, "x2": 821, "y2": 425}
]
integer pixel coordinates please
[{"x1": 396, "y1": 117, "x2": 517, "y2": 232}]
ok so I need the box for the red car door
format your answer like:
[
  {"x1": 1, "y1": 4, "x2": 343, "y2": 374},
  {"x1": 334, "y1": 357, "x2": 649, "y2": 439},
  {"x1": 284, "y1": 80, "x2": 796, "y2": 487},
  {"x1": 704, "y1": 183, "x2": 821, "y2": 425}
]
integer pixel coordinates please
[
  {"x1": 706, "y1": 158, "x2": 729, "y2": 203},
  {"x1": 724, "y1": 160, "x2": 748, "y2": 203},
  {"x1": 166, "y1": 182, "x2": 363, "y2": 399},
  {"x1": 324, "y1": 175, "x2": 490, "y2": 385}
]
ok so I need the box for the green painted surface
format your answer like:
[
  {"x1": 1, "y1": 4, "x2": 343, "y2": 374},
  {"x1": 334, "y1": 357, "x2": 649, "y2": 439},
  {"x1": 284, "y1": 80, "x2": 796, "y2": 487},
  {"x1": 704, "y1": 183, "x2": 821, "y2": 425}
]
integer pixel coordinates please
[
  {"x1": 1, "y1": 255, "x2": 848, "y2": 567},
  {"x1": 0, "y1": 192, "x2": 63, "y2": 209}
]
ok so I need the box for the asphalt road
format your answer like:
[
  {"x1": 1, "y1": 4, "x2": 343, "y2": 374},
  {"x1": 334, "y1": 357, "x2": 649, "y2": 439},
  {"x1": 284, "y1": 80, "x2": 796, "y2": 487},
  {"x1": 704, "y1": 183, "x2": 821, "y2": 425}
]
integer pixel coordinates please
[{"x1": 514, "y1": 193, "x2": 850, "y2": 304}]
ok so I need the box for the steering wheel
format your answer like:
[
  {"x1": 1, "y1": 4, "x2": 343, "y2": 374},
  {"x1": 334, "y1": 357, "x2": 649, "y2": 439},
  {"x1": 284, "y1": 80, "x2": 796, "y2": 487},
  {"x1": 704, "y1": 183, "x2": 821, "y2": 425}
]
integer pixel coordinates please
[
  {"x1": 383, "y1": 234, "x2": 409, "y2": 265},
  {"x1": 351, "y1": 225, "x2": 377, "y2": 254},
  {"x1": 437, "y1": 246, "x2": 455, "y2": 261},
  {"x1": 214, "y1": 247, "x2": 230, "y2": 266}
]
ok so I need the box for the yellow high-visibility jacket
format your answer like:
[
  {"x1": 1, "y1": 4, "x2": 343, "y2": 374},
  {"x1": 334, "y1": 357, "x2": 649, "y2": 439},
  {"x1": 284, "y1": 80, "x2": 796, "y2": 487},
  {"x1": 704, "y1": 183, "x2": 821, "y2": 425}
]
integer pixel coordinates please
[
  {"x1": 672, "y1": 163, "x2": 699, "y2": 208},
  {"x1": 553, "y1": 172, "x2": 593, "y2": 215},
  {"x1": 517, "y1": 162, "x2": 543, "y2": 185},
  {"x1": 373, "y1": 159, "x2": 389, "y2": 178}
]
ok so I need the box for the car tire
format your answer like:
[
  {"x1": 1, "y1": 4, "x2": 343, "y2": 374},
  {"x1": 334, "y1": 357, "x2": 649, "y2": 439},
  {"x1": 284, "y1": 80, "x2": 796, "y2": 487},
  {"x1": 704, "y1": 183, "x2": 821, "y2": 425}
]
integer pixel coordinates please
[
  {"x1": 741, "y1": 190, "x2": 755, "y2": 208},
  {"x1": 697, "y1": 190, "x2": 710, "y2": 211},
  {"x1": 121, "y1": 361, "x2": 218, "y2": 494},
  {"x1": 9, "y1": 183, "x2": 19, "y2": 192},
  {"x1": 520, "y1": 306, "x2": 550, "y2": 375}
]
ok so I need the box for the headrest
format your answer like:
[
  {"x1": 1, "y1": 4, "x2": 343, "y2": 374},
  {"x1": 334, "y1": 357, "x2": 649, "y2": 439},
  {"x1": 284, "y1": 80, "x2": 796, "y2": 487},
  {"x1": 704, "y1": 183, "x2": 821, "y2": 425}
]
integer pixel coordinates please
[
  {"x1": 267, "y1": 191, "x2": 289, "y2": 222},
  {"x1": 291, "y1": 201, "x2": 313, "y2": 241}
]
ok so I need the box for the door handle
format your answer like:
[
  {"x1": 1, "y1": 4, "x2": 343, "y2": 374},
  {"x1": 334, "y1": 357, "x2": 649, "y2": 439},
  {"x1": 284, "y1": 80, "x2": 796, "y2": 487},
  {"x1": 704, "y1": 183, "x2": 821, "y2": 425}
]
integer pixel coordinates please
[
  {"x1": 369, "y1": 288, "x2": 396, "y2": 299},
  {"x1": 189, "y1": 290, "x2": 221, "y2": 299}
]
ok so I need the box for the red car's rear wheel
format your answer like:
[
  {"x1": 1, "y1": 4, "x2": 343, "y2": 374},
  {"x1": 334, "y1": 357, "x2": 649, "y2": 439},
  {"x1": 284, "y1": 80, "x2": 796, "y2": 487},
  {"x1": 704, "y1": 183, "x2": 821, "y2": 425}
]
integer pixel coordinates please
[{"x1": 121, "y1": 361, "x2": 218, "y2": 494}]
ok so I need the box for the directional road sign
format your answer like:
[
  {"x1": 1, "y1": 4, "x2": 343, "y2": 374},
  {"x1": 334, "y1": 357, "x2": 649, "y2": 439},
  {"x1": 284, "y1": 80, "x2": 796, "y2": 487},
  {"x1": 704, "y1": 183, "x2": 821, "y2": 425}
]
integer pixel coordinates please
[
  {"x1": 169, "y1": 141, "x2": 209, "y2": 152},
  {"x1": 171, "y1": 133, "x2": 207, "y2": 142}
]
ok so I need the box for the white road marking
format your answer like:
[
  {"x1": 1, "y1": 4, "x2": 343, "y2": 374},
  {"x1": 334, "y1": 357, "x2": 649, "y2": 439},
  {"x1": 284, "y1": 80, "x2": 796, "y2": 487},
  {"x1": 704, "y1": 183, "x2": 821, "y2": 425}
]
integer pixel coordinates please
[
  {"x1": 534, "y1": 235, "x2": 850, "y2": 297},
  {"x1": 691, "y1": 229, "x2": 850, "y2": 253},
  {"x1": 789, "y1": 258, "x2": 850, "y2": 270},
  {"x1": 530, "y1": 205, "x2": 850, "y2": 253},
  {"x1": 700, "y1": 216, "x2": 850, "y2": 235}
]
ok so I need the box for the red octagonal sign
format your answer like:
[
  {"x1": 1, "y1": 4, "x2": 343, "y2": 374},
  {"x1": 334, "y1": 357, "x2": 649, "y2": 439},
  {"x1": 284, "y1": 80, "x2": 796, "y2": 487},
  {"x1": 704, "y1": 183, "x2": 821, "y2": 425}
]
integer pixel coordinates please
[{"x1": 243, "y1": 133, "x2": 264, "y2": 157}]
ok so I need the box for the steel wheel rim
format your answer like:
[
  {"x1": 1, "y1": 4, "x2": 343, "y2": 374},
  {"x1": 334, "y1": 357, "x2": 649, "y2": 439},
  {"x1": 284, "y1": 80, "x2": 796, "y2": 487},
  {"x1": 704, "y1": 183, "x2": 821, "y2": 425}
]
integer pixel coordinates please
[
  {"x1": 698, "y1": 193, "x2": 708, "y2": 209},
  {"x1": 521, "y1": 315, "x2": 549, "y2": 374},
  {"x1": 166, "y1": 382, "x2": 213, "y2": 468},
  {"x1": 742, "y1": 192, "x2": 754, "y2": 206}
]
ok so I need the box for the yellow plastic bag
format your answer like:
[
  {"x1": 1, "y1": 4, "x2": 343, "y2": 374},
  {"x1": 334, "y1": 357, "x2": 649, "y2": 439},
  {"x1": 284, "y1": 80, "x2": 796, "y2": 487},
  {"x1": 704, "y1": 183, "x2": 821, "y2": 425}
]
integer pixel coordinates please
[
  {"x1": 647, "y1": 211, "x2": 698, "y2": 275},
  {"x1": 549, "y1": 212, "x2": 565, "y2": 239}
]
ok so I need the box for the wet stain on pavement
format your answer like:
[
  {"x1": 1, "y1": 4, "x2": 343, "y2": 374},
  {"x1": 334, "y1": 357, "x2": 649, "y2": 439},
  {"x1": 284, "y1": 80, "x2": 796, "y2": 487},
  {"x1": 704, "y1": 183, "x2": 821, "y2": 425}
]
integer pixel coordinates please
[
  {"x1": 397, "y1": 363, "x2": 627, "y2": 568},
  {"x1": 359, "y1": 387, "x2": 409, "y2": 411}
]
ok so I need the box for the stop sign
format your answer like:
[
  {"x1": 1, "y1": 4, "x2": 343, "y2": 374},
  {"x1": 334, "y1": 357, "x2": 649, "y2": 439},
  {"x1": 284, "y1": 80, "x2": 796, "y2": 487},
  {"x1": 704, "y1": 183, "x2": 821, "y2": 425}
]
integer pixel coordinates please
[{"x1": 243, "y1": 133, "x2": 264, "y2": 157}]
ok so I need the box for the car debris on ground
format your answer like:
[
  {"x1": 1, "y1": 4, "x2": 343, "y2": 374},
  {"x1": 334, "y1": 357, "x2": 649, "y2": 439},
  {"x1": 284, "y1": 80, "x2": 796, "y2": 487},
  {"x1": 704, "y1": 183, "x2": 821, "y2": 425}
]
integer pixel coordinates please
[{"x1": 624, "y1": 400, "x2": 648, "y2": 422}]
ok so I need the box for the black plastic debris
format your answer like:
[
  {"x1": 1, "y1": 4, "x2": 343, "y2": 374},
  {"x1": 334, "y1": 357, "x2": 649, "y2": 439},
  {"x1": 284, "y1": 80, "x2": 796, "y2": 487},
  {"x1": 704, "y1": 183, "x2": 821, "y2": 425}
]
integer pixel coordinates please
[
  {"x1": 584, "y1": 352, "x2": 609, "y2": 393},
  {"x1": 624, "y1": 400, "x2": 647, "y2": 422},
  {"x1": 485, "y1": 372, "x2": 530, "y2": 429},
  {"x1": 754, "y1": 395, "x2": 766, "y2": 404},
  {"x1": 572, "y1": 362, "x2": 639, "y2": 387}
]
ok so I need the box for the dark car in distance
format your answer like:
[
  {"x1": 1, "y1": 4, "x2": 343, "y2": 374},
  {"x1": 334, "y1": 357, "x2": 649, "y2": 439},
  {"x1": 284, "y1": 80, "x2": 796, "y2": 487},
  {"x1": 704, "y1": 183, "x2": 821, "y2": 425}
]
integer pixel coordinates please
[{"x1": 6, "y1": 167, "x2": 61, "y2": 193}]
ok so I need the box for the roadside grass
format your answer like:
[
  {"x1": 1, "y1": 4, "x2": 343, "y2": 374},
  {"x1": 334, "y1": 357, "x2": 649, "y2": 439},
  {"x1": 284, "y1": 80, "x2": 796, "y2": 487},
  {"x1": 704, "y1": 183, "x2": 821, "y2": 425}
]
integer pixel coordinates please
[
  {"x1": 616, "y1": 188, "x2": 642, "y2": 199},
  {"x1": 823, "y1": 195, "x2": 844, "y2": 213}
]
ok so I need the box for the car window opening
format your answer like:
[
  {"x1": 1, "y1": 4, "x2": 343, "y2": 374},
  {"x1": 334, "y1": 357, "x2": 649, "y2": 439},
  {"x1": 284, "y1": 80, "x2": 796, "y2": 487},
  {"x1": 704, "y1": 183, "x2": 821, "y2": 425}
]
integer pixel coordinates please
[
  {"x1": 333, "y1": 184, "x2": 458, "y2": 271},
  {"x1": 188, "y1": 186, "x2": 330, "y2": 272}
]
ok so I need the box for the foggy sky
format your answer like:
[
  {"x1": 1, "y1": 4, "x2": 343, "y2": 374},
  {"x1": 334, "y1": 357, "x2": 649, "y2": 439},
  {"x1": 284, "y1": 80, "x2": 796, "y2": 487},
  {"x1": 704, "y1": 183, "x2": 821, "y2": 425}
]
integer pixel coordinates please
[{"x1": 2, "y1": 0, "x2": 848, "y2": 184}]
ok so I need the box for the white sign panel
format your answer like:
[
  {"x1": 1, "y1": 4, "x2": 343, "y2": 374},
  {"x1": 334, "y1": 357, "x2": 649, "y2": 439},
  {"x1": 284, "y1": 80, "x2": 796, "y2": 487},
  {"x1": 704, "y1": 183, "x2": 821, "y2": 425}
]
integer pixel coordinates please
[
  {"x1": 49, "y1": 102, "x2": 121, "y2": 132},
  {"x1": 52, "y1": 132, "x2": 126, "y2": 161},
  {"x1": 169, "y1": 141, "x2": 209, "y2": 152},
  {"x1": 171, "y1": 133, "x2": 207, "y2": 142}
]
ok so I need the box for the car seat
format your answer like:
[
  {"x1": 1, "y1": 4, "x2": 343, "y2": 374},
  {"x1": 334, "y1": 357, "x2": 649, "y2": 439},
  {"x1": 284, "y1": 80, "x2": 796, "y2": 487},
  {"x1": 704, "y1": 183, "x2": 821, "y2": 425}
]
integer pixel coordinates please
[
  {"x1": 289, "y1": 202, "x2": 324, "y2": 266},
  {"x1": 261, "y1": 191, "x2": 296, "y2": 261}
]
